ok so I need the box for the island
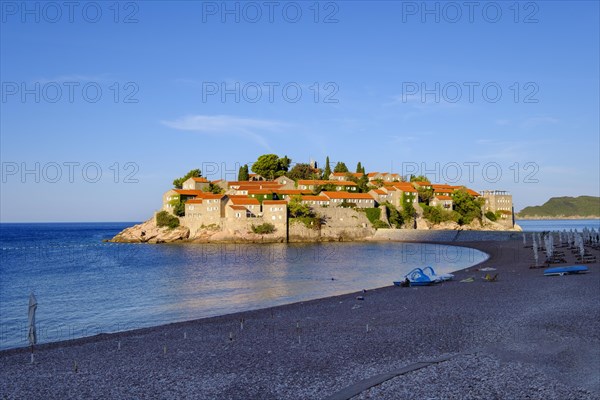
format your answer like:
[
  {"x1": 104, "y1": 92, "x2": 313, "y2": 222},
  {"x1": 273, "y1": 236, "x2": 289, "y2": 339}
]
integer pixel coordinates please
[
  {"x1": 517, "y1": 196, "x2": 600, "y2": 219},
  {"x1": 111, "y1": 154, "x2": 521, "y2": 243}
]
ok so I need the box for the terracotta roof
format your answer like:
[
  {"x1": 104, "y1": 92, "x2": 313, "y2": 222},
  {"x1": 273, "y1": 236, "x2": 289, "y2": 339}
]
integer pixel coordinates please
[
  {"x1": 466, "y1": 188, "x2": 480, "y2": 197},
  {"x1": 196, "y1": 193, "x2": 225, "y2": 199},
  {"x1": 247, "y1": 189, "x2": 275, "y2": 195},
  {"x1": 301, "y1": 195, "x2": 329, "y2": 201},
  {"x1": 228, "y1": 181, "x2": 276, "y2": 187},
  {"x1": 433, "y1": 188, "x2": 454, "y2": 194},
  {"x1": 435, "y1": 195, "x2": 453, "y2": 200},
  {"x1": 263, "y1": 200, "x2": 287, "y2": 205},
  {"x1": 297, "y1": 180, "x2": 357, "y2": 186},
  {"x1": 367, "y1": 172, "x2": 380, "y2": 177},
  {"x1": 331, "y1": 172, "x2": 363, "y2": 177},
  {"x1": 229, "y1": 205, "x2": 248, "y2": 211},
  {"x1": 186, "y1": 199, "x2": 203, "y2": 204},
  {"x1": 387, "y1": 183, "x2": 417, "y2": 193},
  {"x1": 372, "y1": 189, "x2": 386, "y2": 195},
  {"x1": 191, "y1": 177, "x2": 209, "y2": 182},
  {"x1": 412, "y1": 181, "x2": 431, "y2": 186},
  {"x1": 229, "y1": 198, "x2": 260, "y2": 206},
  {"x1": 273, "y1": 189, "x2": 310, "y2": 195},
  {"x1": 432, "y1": 184, "x2": 458, "y2": 190},
  {"x1": 321, "y1": 191, "x2": 375, "y2": 200}
]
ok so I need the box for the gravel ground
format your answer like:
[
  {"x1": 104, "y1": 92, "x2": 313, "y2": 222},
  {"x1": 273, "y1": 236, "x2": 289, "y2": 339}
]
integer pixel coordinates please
[{"x1": 1, "y1": 239, "x2": 598, "y2": 399}]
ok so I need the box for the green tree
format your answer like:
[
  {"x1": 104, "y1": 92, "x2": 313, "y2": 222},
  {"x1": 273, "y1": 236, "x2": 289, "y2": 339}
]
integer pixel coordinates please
[
  {"x1": 485, "y1": 211, "x2": 497, "y2": 221},
  {"x1": 279, "y1": 155, "x2": 291, "y2": 173},
  {"x1": 156, "y1": 211, "x2": 180, "y2": 229},
  {"x1": 238, "y1": 164, "x2": 249, "y2": 181},
  {"x1": 204, "y1": 182, "x2": 224, "y2": 194},
  {"x1": 417, "y1": 187, "x2": 434, "y2": 204},
  {"x1": 313, "y1": 183, "x2": 337, "y2": 194},
  {"x1": 333, "y1": 161, "x2": 349, "y2": 173},
  {"x1": 356, "y1": 162, "x2": 363, "y2": 173},
  {"x1": 288, "y1": 163, "x2": 316, "y2": 181},
  {"x1": 173, "y1": 169, "x2": 201, "y2": 189},
  {"x1": 170, "y1": 200, "x2": 185, "y2": 217},
  {"x1": 385, "y1": 203, "x2": 403, "y2": 228},
  {"x1": 453, "y1": 189, "x2": 484, "y2": 225},
  {"x1": 401, "y1": 197, "x2": 416, "y2": 223},
  {"x1": 323, "y1": 156, "x2": 332, "y2": 179},
  {"x1": 251, "y1": 223, "x2": 275, "y2": 234},
  {"x1": 251, "y1": 154, "x2": 291, "y2": 180},
  {"x1": 288, "y1": 195, "x2": 312, "y2": 218},
  {"x1": 410, "y1": 175, "x2": 430, "y2": 183}
]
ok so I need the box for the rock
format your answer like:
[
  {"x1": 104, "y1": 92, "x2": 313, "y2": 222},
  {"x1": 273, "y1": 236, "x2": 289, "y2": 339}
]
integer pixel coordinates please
[{"x1": 110, "y1": 218, "x2": 189, "y2": 243}]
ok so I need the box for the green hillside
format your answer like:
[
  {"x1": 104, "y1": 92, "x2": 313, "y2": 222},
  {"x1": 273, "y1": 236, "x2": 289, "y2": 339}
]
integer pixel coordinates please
[{"x1": 518, "y1": 196, "x2": 600, "y2": 218}]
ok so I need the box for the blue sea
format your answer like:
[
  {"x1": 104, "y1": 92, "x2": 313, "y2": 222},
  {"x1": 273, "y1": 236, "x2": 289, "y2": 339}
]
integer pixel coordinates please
[
  {"x1": 0, "y1": 223, "x2": 490, "y2": 350},
  {"x1": 517, "y1": 219, "x2": 600, "y2": 232}
]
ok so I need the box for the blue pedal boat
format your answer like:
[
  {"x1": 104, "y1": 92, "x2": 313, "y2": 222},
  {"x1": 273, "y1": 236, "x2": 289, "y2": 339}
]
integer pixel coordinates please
[{"x1": 543, "y1": 265, "x2": 589, "y2": 276}]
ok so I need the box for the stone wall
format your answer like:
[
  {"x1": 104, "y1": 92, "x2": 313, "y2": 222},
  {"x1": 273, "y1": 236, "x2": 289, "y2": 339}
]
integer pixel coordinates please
[{"x1": 288, "y1": 207, "x2": 375, "y2": 242}]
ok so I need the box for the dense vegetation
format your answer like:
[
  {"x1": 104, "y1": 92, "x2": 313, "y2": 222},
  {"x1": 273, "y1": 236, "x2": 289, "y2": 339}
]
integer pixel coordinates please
[
  {"x1": 251, "y1": 223, "x2": 276, "y2": 234},
  {"x1": 362, "y1": 207, "x2": 389, "y2": 229},
  {"x1": 288, "y1": 195, "x2": 322, "y2": 229},
  {"x1": 156, "y1": 211, "x2": 180, "y2": 229},
  {"x1": 251, "y1": 154, "x2": 290, "y2": 179},
  {"x1": 518, "y1": 196, "x2": 600, "y2": 218},
  {"x1": 173, "y1": 169, "x2": 201, "y2": 189}
]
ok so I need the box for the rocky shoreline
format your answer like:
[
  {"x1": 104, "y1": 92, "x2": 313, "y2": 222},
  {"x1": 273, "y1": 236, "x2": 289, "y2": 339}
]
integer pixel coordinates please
[{"x1": 109, "y1": 215, "x2": 521, "y2": 244}]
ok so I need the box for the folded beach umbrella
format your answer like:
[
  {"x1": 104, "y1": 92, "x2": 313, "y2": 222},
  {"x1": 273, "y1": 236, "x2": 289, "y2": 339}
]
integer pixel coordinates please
[{"x1": 28, "y1": 292, "x2": 37, "y2": 347}]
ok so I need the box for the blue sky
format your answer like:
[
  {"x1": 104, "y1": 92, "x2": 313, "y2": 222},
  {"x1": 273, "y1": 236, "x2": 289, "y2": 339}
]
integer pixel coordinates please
[{"x1": 1, "y1": 1, "x2": 598, "y2": 222}]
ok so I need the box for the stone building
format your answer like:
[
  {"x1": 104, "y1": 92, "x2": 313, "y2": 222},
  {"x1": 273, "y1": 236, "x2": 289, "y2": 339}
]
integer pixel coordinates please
[{"x1": 482, "y1": 190, "x2": 514, "y2": 226}]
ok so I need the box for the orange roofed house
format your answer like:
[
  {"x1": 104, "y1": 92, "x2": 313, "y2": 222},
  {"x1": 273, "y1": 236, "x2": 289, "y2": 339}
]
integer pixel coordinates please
[{"x1": 321, "y1": 191, "x2": 376, "y2": 208}]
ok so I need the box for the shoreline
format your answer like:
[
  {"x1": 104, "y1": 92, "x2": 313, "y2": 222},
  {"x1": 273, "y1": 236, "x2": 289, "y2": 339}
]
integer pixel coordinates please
[
  {"x1": 1, "y1": 239, "x2": 598, "y2": 399},
  {"x1": 1, "y1": 241, "x2": 488, "y2": 354}
]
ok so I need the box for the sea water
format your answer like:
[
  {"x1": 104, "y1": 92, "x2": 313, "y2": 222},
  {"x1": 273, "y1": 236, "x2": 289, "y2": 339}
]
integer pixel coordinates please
[
  {"x1": 517, "y1": 219, "x2": 600, "y2": 232},
  {"x1": 0, "y1": 222, "x2": 488, "y2": 350}
]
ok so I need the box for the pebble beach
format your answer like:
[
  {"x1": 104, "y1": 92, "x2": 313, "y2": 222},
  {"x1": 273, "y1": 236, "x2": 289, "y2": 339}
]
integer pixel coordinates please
[{"x1": 1, "y1": 238, "x2": 598, "y2": 399}]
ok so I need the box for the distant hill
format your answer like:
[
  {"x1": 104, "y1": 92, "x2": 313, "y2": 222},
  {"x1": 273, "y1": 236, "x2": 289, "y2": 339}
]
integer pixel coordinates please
[{"x1": 517, "y1": 196, "x2": 600, "y2": 219}]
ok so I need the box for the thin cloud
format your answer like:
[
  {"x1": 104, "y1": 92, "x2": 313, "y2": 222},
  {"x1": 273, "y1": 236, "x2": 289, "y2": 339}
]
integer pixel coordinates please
[
  {"x1": 161, "y1": 114, "x2": 288, "y2": 149},
  {"x1": 520, "y1": 116, "x2": 559, "y2": 129}
]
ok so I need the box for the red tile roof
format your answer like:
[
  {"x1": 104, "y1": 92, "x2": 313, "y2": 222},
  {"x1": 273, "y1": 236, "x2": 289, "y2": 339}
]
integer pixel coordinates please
[
  {"x1": 229, "y1": 198, "x2": 260, "y2": 206},
  {"x1": 263, "y1": 200, "x2": 287, "y2": 205},
  {"x1": 321, "y1": 191, "x2": 375, "y2": 200},
  {"x1": 191, "y1": 177, "x2": 209, "y2": 183},
  {"x1": 273, "y1": 189, "x2": 311, "y2": 195},
  {"x1": 301, "y1": 195, "x2": 329, "y2": 201},
  {"x1": 229, "y1": 205, "x2": 248, "y2": 211},
  {"x1": 433, "y1": 188, "x2": 455, "y2": 194},
  {"x1": 186, "y1": 199, "x2": 203, "y2": 204},
  {"x1": 247, "y1": 189, "x2": 275, "y2": 195},
  {"x1": 196, "y1": 193, "x2": 225, "y2": 200},
  {"x1": 331, "y1": 172, "x2": 363, "y2": 177},
  {"x1": 297, "y1": 180, "x2": 357, "y2": 186}
]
